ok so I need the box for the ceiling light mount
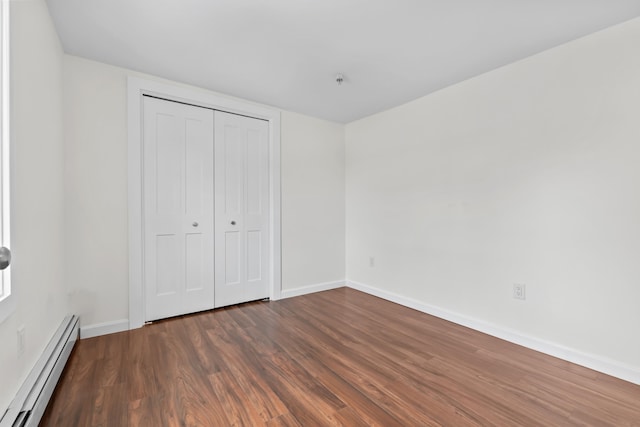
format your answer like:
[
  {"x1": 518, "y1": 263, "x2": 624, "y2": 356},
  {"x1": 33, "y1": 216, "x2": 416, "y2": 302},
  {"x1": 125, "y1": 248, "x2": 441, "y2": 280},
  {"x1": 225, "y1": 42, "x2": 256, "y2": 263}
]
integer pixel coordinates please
[{"x1": 336, "y1": 73, "x2": 344, "y2": 86}]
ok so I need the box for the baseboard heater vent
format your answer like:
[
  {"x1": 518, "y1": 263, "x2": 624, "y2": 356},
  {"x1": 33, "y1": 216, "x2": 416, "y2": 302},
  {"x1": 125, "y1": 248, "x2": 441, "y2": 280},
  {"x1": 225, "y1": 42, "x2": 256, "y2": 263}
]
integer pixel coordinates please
[{"x1": 0, "y1": 315, "x2": 79, "y2": 427}]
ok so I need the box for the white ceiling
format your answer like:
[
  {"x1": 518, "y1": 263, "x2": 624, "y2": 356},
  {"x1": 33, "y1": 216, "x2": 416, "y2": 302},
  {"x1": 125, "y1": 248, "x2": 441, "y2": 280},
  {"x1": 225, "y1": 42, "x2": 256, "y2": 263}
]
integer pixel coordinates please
[{"x1": 46, "y1": 0, "x2": 640, "y2": 123}]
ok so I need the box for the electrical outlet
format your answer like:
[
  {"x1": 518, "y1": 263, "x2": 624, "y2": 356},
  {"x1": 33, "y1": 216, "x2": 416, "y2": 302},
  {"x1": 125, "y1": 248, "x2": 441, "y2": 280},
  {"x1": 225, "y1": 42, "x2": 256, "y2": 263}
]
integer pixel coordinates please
[
  {"x1": 369, "y1": 256, "x2": 375, "y2": 267},
  {"x1": 17, "y1": 326, "x2": 25, "y2": 356},
  {"x1": 513, "y1": 284, "x2": 526, "y2": 300}
]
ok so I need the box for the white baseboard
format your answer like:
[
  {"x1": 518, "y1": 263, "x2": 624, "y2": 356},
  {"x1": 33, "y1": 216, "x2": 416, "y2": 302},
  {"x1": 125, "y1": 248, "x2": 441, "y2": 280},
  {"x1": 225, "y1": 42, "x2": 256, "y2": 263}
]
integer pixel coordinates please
[
  {"x1": 80, "y1": 319, "x2": 129, "y2": 339},
  {"x1": 347, "y1": 280, "x2": 640, "y2": 386},
  {"x1": 81, "y1": 281, "x2": 343, "y2": 338},
  {"x1": 280, "y1": 280, "x2": 345, "y2": 299}
]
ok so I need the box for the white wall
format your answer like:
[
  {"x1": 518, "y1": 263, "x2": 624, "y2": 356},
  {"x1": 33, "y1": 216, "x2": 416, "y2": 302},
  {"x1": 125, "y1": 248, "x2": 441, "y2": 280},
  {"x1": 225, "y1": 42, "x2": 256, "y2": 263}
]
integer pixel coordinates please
[
  {"x1": 346, "y1": 18, "x2": 640, "y2": 372},
  {"x1": 63, "y1": 56, "x2": 130, "y2": 326},
  {"x1": 282, "y1": 112, "x2": 345, "y2": 290},
  {"x1": 63, "y1": 55, "x2": 346, "y2": 327},
  {"x1": 0, "y1": 0, "x2": 67, "y2": 412}
]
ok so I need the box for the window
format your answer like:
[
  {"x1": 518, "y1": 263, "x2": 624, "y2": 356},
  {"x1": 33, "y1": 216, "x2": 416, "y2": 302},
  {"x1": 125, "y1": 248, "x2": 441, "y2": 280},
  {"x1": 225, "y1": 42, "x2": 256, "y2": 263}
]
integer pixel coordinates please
[{"x1": 0, "y1": 0, "x2": 12, "y2": 323}]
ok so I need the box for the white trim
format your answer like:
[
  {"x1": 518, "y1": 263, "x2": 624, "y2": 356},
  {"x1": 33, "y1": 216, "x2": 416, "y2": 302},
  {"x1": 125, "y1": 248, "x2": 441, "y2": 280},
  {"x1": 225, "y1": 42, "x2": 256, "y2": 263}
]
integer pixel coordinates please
[
  {"x1": 80, "y1": 319, "x2": 129, "y2": 339},
  {"x1": 0, "y1": 0, "x2": 12, "y2": 324},
  {"x1": 347, "y1": 280, "x2": 640, "y2": 386},
  {"x1": 127, "y1": 77, "x2": 282, "y2": 329},
  {"x1": 280, "y1": 281, "x2": 345, "y2": 299}
]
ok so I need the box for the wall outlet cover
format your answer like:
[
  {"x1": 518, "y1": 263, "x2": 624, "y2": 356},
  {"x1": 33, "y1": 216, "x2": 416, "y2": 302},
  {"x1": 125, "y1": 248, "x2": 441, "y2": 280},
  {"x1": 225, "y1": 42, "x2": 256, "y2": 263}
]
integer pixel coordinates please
[
  {"x1": 513, "y1": 284, "x2": 526, "y2": 300},
  {"x1": 17, "y1": 326, "x2": 26, "y2": 356}
]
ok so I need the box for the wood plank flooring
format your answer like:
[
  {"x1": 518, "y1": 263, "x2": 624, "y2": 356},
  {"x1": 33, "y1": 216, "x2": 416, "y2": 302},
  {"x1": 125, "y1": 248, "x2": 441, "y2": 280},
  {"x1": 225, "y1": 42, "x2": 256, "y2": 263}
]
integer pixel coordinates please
[{"x1": 40, "y1": 288, "x2": 640, "y2": 426}]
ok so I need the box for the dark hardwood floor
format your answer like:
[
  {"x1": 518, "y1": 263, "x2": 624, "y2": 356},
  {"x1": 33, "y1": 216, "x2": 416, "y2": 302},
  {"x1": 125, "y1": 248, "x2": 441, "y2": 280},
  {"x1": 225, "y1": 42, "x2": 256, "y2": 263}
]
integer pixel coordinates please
[{"x1": 40, "y1": 288, "x2": 640, "y2": 426}]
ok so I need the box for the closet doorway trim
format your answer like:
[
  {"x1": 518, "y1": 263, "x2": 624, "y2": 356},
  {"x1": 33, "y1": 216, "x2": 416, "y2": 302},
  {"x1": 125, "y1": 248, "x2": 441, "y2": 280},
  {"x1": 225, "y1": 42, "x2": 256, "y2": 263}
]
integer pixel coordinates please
[{"x1": 127, "y1": 76, "x2": 282, "y2": 329}]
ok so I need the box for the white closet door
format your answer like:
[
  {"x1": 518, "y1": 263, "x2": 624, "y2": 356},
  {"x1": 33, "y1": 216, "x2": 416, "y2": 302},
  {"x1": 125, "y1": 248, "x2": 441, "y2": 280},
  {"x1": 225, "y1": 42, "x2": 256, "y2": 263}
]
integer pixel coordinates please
[
  {"x1": 214, "y1": 111, "x2": 270, "y2": 307},
  {"x1": 143, "y1": 96, "x2": 215, "y2": 321}
]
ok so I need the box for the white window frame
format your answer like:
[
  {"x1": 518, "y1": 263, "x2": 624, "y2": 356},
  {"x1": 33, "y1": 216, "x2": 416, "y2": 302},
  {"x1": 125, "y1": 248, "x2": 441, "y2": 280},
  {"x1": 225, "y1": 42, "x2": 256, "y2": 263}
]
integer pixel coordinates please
[{"x1": 0, "y1": 0, "x2": 13, "y2": 324}]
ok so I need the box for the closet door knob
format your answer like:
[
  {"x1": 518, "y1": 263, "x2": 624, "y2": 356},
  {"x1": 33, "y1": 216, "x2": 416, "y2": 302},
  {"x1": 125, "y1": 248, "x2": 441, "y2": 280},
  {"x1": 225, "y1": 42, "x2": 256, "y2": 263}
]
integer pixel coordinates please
[
  {"x1": 0, "y1": 247, "x2": 11, "y2": 270},
  {"x1": 231, "y1": 221, "x2": 236, "y2": 225},
  {"x1": 192, "y1": 222, "x2": 199, "y2": 227}
]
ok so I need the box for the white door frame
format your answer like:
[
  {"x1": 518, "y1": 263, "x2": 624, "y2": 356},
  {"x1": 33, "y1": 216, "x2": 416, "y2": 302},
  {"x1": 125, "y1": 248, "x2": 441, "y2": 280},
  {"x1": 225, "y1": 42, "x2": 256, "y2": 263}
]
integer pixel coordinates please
[{"x1": 127, "y1": 76, "x2": 282, "y2": 329}]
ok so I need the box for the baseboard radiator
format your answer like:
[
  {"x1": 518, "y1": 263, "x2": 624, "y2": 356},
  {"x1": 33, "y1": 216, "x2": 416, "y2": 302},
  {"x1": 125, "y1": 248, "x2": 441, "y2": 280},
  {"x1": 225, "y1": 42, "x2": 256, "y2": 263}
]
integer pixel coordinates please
[{"x1": 0, "y1": 315, "x2": 79, "y2": 427}]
